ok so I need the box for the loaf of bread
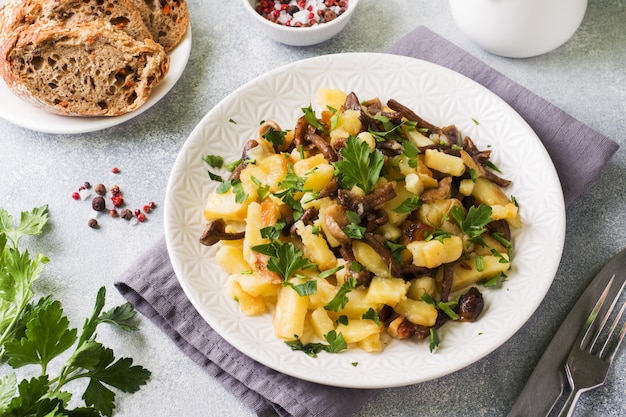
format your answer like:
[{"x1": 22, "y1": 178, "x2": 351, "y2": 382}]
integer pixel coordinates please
[
  {"x1": 0, "y1": 20, "x2": 170, "y2": 116},
  {"x1": 0, "y1": 0, "x2": 153, "y2": 43},
  {"x1": 128, "y1": 0, "x2": 189, "y2": 52}
]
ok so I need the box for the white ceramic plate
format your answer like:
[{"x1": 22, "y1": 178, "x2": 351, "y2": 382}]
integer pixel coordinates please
[
  {"x1": 0, "y1": 26, "x2": 191, "y2": 134},
  {"x1": 164, "y1": 53, "x2": 566, "y2": 388}
]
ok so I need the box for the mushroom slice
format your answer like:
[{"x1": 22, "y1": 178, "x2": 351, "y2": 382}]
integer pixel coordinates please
[
  {"x1": 324, "y1": 203, "x2": 351, "y2": 245},
  {"x1": 199, "y1": 219, "x2": 245, "y2": 246}
]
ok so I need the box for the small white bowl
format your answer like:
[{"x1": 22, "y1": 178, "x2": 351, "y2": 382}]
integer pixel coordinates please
[
  {"x1": 449, "y1": 0, "x2": 587, "y2": 58},
  {"x1": 242, "y1": 0, "x2": 359, "y2": 46}
]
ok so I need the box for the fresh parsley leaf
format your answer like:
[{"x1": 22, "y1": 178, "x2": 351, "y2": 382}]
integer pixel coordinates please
[
  {"x1": 215, "y1": 179, "x2": 248, "y2": 204},
  {"x1": 343, "y1": 211, "x2": 365, "y2": 240},
  {"x1": 259, "y1": 220, "x2": 286, "y2": 241},
  {"x1": 4, "y1": 299, "x2": 78, "y2": 373},
  {"x1": 361, "y1": 308, "x2": 381, "y2": 326},
  {"x1": 273, "y1": 165, "x2": 308, "y2": 218},
  {"x1": 262, "y1": 128, "x2": 286, "y2": 147},
  {"x1": 324, "y1": 330, "x2": 347, "y2": 353},
  {"x1": 251, "y1": 176, "x2": 271, "y2": 201},
  {"x1": 202, "y1": 154, "x2": 224, "y2": 169},
  {"x1": 0, "y1": 205, "x2": 49, "y2": 248},
  {"x1": 285, "y1": 338, "x2": 327, "y2": 358},
  {"x1": 325, "y1": 277, "x2": 357, "y2": 312},
  {"x1": 252, "y1": 233, "x2": 316, "y2": 287},
  {"x1": 302, "y1": 105, "x2": 326, "y2": 132},
  {"x1": 384, "y1": 241, "x2": 406, "y2": 265},
  {"x1": 266, "y1": 242, "x2": 316, "y2": 283},
  {"x1": 333, "y1": 135, "x2": 384, "y2": 194},
  {"x1": 424, "y1": 228, "x2": 453, "y2": 243},
  {"x1": 393, "y1": 195, "x2": 421, "y2": 213},
  {"x1": 450, "y1": 204, "x2": 493, "y2": 246},
  {"x1": 290, "y1": 279, "x2": 318, "y2": 297},
  {"x1": 207, "y1": 171, "x2": 224, "y2": 182},
  {"x1": 285, "y1": 331, "x2": 347, "y2": 357}
]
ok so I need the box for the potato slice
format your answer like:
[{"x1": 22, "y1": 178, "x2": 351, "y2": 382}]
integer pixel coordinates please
[
  {"x1": 274, "y1": 285, "x2": 309, "y2": 340},
  {"x1": 407, "y1": 235, "x2": 463, "y2": 268},
  {"x1": 365, "y1": 277, "x2": 410, "y2": 308}
]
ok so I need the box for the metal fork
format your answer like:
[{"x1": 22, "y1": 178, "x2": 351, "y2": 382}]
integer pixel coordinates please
[{"x1": 557, "y1": 274, "x2": 626, "y2": 417}]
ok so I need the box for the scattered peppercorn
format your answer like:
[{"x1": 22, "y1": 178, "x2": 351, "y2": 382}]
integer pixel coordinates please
[
  {"x1": 94, "y1": 183, "x2": 107, "y2": 196},
  {"x1": 111, "y1": 195, "x2": 124, "y2": 207},
  {"x1": 73, "y1": 169, "x2": 156, "y2": 229},
  {"x1": 92, "y1": 196, "x2": 106, "y2": 211},
  {"x1": 120, "y1": 208, "x2": 133, "y2": 220}
]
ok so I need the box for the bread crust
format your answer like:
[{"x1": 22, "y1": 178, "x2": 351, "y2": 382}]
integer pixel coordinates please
[
  {"x1": 0, "y1": 0, "x2": 153, "y2": 43},
  {"x1": 0, "y1": 20, "x2": 169, "y2": 116},
  {"x1": 128, "y1": 0, "x2": 189, "y2": 52}
]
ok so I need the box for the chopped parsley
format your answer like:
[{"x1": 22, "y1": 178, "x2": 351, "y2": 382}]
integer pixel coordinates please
[
  {"x1": 450, "y1": 204, "x2": 493, "y2": 246},
  {"x1": 324, "y1": 277, "x2": 357, "y2": 312},
  {"x1": 216, "y1": 179, "x2": 248, "y2": 204},
  {"x1": 285, "y1": 331, "x2": 347, "y2": 357}
]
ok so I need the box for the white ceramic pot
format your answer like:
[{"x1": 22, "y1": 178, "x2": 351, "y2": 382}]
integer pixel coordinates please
[{"x1": 449, "y1": 0, "x2": 588, "y2": 58}]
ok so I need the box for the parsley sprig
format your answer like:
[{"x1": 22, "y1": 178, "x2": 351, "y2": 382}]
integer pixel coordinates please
[
  {"x1": 252, "y1": 222, "x2": 317, "y2": 296},
  {"x1": 450, "y1": 204, "x2": 493, "y2": 246},
  {"x1": 333, "y1": 135, "x2": 384, "y2": 193},
  {"x1": 0, "y1": 206, "x2": 150, "y2": 417}
]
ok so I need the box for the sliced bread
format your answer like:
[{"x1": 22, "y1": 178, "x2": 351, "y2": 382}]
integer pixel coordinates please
[
  {"x1": 0, "y1": 0, "x2": 153, "y2": 43},
  {"x1": 128, "y1": 0, "x2": 188, "y2": 52},
  {"x1": 0, "y1": 20, "x2": 169, "y2": 116}
]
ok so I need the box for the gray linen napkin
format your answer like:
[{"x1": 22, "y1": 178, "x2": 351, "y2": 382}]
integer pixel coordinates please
[{"x1": 115, "y1": 26, "x2": 619, "y2": 417}]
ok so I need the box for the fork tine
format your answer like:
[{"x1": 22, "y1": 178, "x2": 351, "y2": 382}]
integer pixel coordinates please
[
  {"x1": 580, "y1": 275, "x2": 615, "y2": 350},
  {"x1": 599, "y1": 284, "x2": 626, "y2": 361}
]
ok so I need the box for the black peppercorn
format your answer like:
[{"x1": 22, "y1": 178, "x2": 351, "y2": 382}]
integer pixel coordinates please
[{"x1": 92, "y1": 196, "x2": 106, "y2": 211}]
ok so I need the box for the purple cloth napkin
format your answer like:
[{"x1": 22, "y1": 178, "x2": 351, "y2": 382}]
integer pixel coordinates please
[{"x1": 115, "y1": 26, "x2": 619, "y2": 417}]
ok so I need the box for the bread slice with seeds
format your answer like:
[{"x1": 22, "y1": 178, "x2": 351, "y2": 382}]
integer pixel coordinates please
[
  {"x1": 0, "y1": 0, "x2": 153, "y2": 43},
  {"x1": 0, "y1": 20, "x2": 169, "y2": 116},
  {"x1": 127, "y1": 0, "x2": 188, "y2": 52}
]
